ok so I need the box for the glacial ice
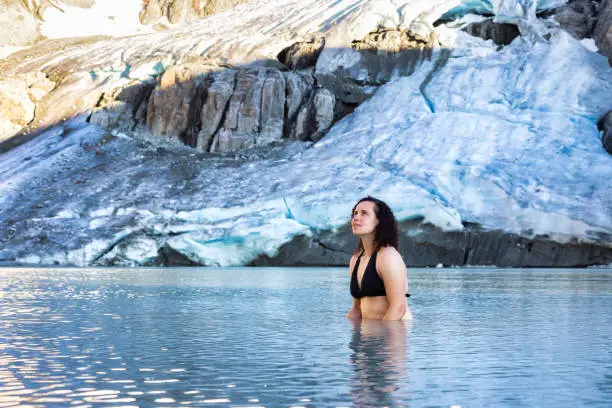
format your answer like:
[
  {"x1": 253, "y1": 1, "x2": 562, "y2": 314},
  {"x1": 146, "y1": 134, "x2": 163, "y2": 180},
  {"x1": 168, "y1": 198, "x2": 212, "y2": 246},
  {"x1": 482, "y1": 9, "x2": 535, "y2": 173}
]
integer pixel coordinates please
[{"x1": 1, "y1": 0, "x2": 610, "y2": 266}]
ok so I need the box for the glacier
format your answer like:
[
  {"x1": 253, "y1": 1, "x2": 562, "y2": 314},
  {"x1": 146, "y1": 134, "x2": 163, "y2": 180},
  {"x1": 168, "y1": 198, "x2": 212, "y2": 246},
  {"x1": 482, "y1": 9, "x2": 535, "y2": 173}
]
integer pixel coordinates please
[{"x1": 1, "y1": 0, "x2": 611, "y2": 267}]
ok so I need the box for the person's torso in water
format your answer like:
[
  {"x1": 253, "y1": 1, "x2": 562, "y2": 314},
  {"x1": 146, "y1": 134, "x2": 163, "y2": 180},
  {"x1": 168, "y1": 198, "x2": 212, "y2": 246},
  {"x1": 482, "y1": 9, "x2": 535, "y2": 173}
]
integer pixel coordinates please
[{"x1": 351, "y1": 251, "x2": 411, "y2": 320}]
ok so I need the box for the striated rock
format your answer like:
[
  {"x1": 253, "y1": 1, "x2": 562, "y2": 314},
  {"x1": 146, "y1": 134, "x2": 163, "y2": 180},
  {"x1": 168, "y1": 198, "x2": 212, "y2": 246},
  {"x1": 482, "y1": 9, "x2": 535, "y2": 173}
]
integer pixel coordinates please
[
  {"x1": 277, "y1": 37, "x2": 325, "y2": 70},
  {"x1": 284, "y1": 72, "x2": 313, "y2": 120},
  {"x1": 146, "y1": 62, "x2": 214, "y2": 140},
  {"x1": 210, "y1": 68, "x2": 286, "y2": 152},
  {"x1": 463, "y1": 20, "x2": 521, "y2": 45},
  {"x1": 552, "y1": 0, "x2": 598, "y2": 39},
  {"x1": 90, "y1": 80, "x2": 155, "y2": 132},
  {"x1": 93, "y1": 61, "x2": 336, "y2": 152},
  {"x1": 259, "y1": 69, "x2": 287, "y2": 145},
  {"x1": 290, "y1": 88, "x2": 335, "y2": 142},
  {"x1": 594, "y1": 0, "x2": 612, "y2": 62},
  {"x1": 598, "y1": 110, "x2": 612, "y2": 154},
  {"x1": 0, "y1": 73, "x2": 55, "y2": 142},
  {"x1": 283, "y1": 71, "x2": 313, "y2": 138},
  {"x1": 195, "y1": 70, "x2": 236, "y2": 150},
  {"x1": 310, "y1": 88, "x2": 335, "y2": 142}
]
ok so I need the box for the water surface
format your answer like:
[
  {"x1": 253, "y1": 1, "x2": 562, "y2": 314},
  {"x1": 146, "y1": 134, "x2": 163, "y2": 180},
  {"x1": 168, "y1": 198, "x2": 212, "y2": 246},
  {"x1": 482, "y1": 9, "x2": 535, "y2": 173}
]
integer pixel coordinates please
[{"x1": 1, "y1": 267, "x2": 611, "y2": 407}]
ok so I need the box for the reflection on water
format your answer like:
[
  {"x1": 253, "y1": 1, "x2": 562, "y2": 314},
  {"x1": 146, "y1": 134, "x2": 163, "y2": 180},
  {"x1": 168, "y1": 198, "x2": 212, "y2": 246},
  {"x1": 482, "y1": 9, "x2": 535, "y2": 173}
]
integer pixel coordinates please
[
  {"x1": 0, "y1": 267, "x2": 611, "y2": 407},
  {"x1": 350, "y1": 319, "x2": 411, "y2": 407}
]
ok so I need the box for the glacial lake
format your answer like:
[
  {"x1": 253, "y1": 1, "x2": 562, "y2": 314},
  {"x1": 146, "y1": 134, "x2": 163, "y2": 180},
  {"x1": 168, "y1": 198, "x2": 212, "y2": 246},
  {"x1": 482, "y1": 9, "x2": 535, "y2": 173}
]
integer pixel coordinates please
[{"x1": 1, "y1": 267, "x2": 611, "y2": 407}]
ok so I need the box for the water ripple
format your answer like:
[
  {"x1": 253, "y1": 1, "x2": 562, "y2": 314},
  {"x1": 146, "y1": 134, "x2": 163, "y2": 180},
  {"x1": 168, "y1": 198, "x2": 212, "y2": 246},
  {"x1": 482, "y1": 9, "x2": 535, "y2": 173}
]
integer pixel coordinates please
[{"x1": 0, "y1": 267, "x2": 611, "y2": 407}]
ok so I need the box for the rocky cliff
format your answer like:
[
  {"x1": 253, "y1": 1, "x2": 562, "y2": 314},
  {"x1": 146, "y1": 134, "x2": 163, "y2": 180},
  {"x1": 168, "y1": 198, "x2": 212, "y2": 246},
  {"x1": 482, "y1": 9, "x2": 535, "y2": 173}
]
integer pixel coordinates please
[{"x1": 594, "y1": 0, "x2": 612, "y2": 61}]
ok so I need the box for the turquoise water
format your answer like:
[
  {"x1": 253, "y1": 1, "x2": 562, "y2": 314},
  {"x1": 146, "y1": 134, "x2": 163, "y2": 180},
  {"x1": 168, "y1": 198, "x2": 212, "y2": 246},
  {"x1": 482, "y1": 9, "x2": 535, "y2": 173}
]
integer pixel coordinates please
[{"x1": 1, "y1": 267, "x2": 611, "y2": 407}]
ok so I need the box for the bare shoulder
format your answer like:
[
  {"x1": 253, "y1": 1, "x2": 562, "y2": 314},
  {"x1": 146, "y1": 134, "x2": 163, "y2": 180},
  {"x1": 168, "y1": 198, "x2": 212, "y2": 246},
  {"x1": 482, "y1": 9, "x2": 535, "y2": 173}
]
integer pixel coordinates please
[
  {"x1": 377, "y1": 248, "x2": 408, "y2": 294},
  {"x1": 377, "y1": 246, "x2": 406, "y2": 271}
]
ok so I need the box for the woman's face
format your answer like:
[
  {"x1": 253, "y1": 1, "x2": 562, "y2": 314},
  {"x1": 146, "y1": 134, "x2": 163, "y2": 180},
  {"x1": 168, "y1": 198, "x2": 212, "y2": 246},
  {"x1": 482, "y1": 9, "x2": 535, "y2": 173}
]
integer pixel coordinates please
[{"x1": 351, "y1": 200, "x2": 379, "y2": 236}]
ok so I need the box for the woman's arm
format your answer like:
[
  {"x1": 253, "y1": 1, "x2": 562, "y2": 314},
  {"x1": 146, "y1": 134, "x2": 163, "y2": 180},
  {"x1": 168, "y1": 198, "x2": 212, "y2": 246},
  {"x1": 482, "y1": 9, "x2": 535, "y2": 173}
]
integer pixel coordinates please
[
  {"x1": 378, "y1": 247, "x2": 407, "y2": 321},
  {"x1": 346, "y1": 298, "x2": 362, "y2": 320},
  {"x1": 346, "y1": 253, "x2": 362, "y2": 320}
]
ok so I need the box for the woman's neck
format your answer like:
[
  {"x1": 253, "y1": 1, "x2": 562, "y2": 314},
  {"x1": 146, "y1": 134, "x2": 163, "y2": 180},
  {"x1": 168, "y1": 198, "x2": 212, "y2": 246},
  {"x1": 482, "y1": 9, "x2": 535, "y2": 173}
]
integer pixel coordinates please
[{"x1": 361, "y1": 235, "x2": 376, "y2": 256}]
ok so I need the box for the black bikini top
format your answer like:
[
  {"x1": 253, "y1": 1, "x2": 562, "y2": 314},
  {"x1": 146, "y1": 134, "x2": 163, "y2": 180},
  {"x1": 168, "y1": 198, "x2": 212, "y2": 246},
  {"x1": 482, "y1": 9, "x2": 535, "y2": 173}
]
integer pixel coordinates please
[{"x1": 350, "y1": 251, "x2": 410, "y2": 299}]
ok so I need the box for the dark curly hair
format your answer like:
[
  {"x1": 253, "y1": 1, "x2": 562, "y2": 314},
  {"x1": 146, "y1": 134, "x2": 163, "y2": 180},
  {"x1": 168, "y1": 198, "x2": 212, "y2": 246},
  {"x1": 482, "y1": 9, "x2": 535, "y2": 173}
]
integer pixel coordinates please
[{"x1": 351, "y1": 196, "x2": 399, "y2": 253}]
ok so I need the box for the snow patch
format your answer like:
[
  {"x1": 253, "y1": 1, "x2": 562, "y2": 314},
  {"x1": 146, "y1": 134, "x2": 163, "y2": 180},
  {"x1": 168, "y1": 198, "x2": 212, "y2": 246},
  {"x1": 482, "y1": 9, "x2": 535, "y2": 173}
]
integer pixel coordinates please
[
  {"x1": 41, "y1": 0, "x2": 154, "y2": 39},
  {"x1": 580, "y1": 38, "x2": 598, "y2": 53}
]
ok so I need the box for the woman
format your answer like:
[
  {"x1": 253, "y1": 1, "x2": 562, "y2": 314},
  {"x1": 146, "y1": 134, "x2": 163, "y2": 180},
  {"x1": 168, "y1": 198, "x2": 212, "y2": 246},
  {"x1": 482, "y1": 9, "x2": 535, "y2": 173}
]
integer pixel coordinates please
[{"x1": 346, "y1": 196, "x2": 412, "y2": 321}]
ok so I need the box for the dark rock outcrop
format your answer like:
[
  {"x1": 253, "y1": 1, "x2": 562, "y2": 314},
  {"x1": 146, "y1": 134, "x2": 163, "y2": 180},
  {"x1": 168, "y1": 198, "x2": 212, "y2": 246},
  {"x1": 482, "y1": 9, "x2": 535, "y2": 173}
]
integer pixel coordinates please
[
  {"x1": 288, "y1": 88, "x2": 335, "y2": 142},
  {"x1": 598, "y1": 110, "x2": 612, "y2": 154},
  {"x1": 90, "y1": 80, "x2": 155, "y2": 132},
  {"x1": 348, "y1": 28, "x2": 436, "y2": 84},
  {"x1": 195, "y1": 69, "x2": 236, "y2": 151},
  {"x1": 277, "y1": 37, "x2": 325, "y2": 70},
  {"x1": 145, "y1": 62, "x2": 214, "y2": 141},
  {"x1": 315, "y1": 28, "x2": 437, "y2": 111},
  {"x1": 209, "y1": 68, "x2": 286, "y2": 152},
  {"x1": 463, "y1": 20, "x2": 521, "y2": 45},
  {"x1": 249, "y1": 220, "x2": 612, "y2": 268},
  {"x1": 93, "y1": 62, "x2": 336, "y2": 152},
  {"x1": 594, "y1": 0, "x2": 612, "y2": 62},
  {"x1": 552, "y1": 0, "x2": 599, "y2": 39}
]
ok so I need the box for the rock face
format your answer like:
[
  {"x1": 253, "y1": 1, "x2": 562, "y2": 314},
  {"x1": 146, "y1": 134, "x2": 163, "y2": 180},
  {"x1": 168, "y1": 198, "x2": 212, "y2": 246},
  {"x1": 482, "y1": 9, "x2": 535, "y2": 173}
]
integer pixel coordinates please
[
  {"x1": 0, "y1": 73, "x2": 55, "y2": 143},
  {"x1": 145, "y1": 62, "x2": 214, "y2": 142},
  {"x1": 195, "y1": 70, "x2": 236, "y2": 150},
  {"x1": 594, "y1": 0, "x2": 612, "y2": 62},
  {"x1": 211, "y1": 68, "x2": 286, "y2": 152},
  {"x1": 316, "y1": 28, "x2": 437, "y2": 110},
  {"x1": 598, "y1": 110, "x2": 612, "y2": 154},
  {"x1": 90, "y1": 80, "x2": 155, "y2": 133},
  {"x1": 348, "y1": 28, "x2": 436, "y2": 84},
  {"x1": 250, "y1": 220, "x2": 612, "y2": 268},
  {"x1": 552, "y1": 0, "x2": 599, "y2": 39},
  {"x1": 91, "y1": 62, "x2": 337, "y2": 152},
  {"x1": 463, "y1": 20, "x2": 521, "y2": 45},
  {"x1": 140, "y1": 0, "x2": 248, "y2": 24},
  {"x1": 277, "y1": 37, "x2": 325, "y2": 70},
  {"x1": 288, "y1": 88, "x2": 335, "y2": 142}
]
